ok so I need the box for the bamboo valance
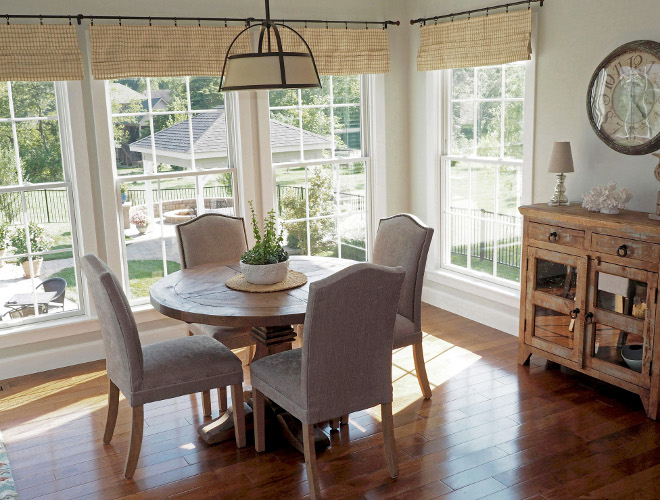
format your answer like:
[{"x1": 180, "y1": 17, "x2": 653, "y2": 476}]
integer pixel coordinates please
[
  {"x1": 0, "y1": 25, "x2": 83, "y2": 81},
  {"x1": 89, "y1": 25, "x2": 251, "y2": 79},
  {"x1": 264, "y1": 27, "x2": 390, "y2": 75},
  {"x1": 416, "y1": 9, "x2": 532, "y2": 71}
]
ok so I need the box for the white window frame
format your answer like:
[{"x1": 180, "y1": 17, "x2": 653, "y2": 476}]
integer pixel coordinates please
[
  {"x1": 103, "y1": 77, "x2": 242, "y2": 306},
  {"x1": 0, "y1": 81, "x2": 86, "y2": 330},
  {"x1": 428, "y1": 23, "x2": 536, "y2": 298},
  {"x1": 259, "y1": 74, "x2": 378, "y2": 260}
]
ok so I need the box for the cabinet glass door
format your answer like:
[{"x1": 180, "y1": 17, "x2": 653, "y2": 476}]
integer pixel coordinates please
[
  {"x1": 525, "y1": 247, "x2": 587, "y2": 363},
  {"x1": 587, "y1": 261, "x2": 657, "y2": 388}
]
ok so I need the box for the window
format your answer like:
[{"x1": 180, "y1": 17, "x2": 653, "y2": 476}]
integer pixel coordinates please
[
  {"x1": 442, "y1": 63, "x2": 527, "y2": 286},
  {"x1": 0, "y1": 81, "x2": 83, "y2": 326},
  {"x1": 108, "y1": 77, "x2": 238, "y2": 302},
  {"x1": 268, "y1": 75, "x2": 370, "y2": 262}
]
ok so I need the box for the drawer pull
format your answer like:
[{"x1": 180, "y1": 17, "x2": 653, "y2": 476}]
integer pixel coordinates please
[
  {"x1": 617, "y1": 244, "x2": 628, "y2": 257},
  {"x1": 548, "y1": 231, "x2": 558, "y2": 243},
  {"x1": 570, "y1": 308, "x2": 580, "y2": 319},
  {"x1": 585, "y1": 312, "x2": 594, "y2": 325}
]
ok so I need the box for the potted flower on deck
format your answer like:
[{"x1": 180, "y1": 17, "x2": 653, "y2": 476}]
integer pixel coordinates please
[
  {"x1": 11, "y1": 223, "x2": 54, "y2": 278},
  {"x1": 131, "y1": 211, "x2": 151, "y2": 235},
  {"x1": 240, "y1": 202, "x2": 289, "y2": 285}
]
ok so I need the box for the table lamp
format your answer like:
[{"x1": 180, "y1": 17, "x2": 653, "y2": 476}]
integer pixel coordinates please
[{"x1": 548, "y1": 142, "x2": 574, "y2": 207}]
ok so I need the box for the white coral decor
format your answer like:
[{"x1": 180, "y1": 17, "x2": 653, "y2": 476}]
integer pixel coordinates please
[{"x1": 581, "y1": 182, "x2": 632, "y2": 214}]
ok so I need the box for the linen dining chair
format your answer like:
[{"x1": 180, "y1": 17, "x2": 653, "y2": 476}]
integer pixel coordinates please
[
  {"x1": 250, "y1": 263, "x2": 406, "y2": 499},
  {"x1": 80, "y1": 254, "x2": 246, "y2": 479},
  {"x1": 176, "y1": 213, "x2": 255, "y2": 415},
  {"x1": 372, "y1": 213, "x2": 434, "y2": 399}
]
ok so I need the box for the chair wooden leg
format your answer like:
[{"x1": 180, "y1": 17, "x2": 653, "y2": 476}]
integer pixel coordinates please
[
  {"x1": 124, "y1": 405, "x2": 144, "y2": 479},
  {"x1": 303, "y1": 423, "x2": 321, "y2": 500},
  {"x1": 202, "y1": 390, "x2": 212, "y2": 416},
  {"x1": 231, "y1": 384, "x2": 246, "y2": 448},
  {"x1": 381, "y1": 402, "x2": 398, "y2": 479},
  {"x1": 340, "y1": 414, "x2": 349, "y2": 425},
  {"x1": 253, "y1": 389, "x2": 266, "y2": 452},
  {"x1": 218, "y1": 387, "x2": 228, "y2": 412},
  {"x1": 412, "y1": 342, "x2": 432, "y2": 399},
  {"x1": 103, "y1": 379, "x2": 120, "y2": 444},
  {"x1": 330, "y1": 418, "x2": 339, "y2": 431},
  {"x1": 247, "y1": 344, "x2": 255, "y2": 365}
]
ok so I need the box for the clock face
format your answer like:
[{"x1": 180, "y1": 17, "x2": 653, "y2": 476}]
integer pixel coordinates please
[{"x1": 588, "y1": 41, "x2": 660, "y2": 155}]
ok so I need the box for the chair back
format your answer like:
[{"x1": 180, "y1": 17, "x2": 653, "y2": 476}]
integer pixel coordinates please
[
  {"x1": 302, "y1": 263, "x2": 405, "y2": 422},
  {"x1": 176, "y1": 213, "x2": 248, "y2": 269},
  {"x1": 37, "y1": 277, "x2": 67, "y2": 305},
  {"x1": 80, "y1": 254, "x2": 143, "y2": 396},
  {"x1": 372, "y1": 214, "x2": 433, "y2": 332}
]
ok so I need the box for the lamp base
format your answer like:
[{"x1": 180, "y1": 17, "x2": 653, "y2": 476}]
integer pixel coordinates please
[{"x1": 548, "y1": 173, "x2": 570, "y2": 207}]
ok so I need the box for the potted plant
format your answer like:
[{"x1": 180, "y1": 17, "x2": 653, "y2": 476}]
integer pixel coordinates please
[
  {"x1": 240, "y1": 202, "x2": 289, "y2": 285},
  {"x1": 10, "y1": 223, "x2": 53, "y2": 278},
  {"x1": 130, "y1": 211, "x2": 150, "y2": 234},
  {"x1": 0, "y1": 222, "x2": 10, "y2": 267},
  {"x1": 120, "y1": 184, "x2": 128, "y2": 204}
]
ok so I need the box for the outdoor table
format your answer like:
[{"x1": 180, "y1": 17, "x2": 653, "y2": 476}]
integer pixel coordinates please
[
  {"x1": 150, "y1": 255, "x2": 355, "y2": 449},
  {"x1": 4, "y1": 292, "x2": 58, "y2": 314}
]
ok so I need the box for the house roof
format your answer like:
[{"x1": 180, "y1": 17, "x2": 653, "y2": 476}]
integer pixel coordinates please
[
  {"x1": 109, "y1": 83, "x2": 145, "y2": 104},
  {"x1": 129, "y1": 107, "x2": 330, "y2": 156}
]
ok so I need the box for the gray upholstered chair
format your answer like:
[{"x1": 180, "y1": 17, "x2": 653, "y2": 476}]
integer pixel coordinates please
[
  {"x1": 373, "y1": 213, "x2": 434, "y2": 399},
  {"x1": 176, "y1": 213, "x2": 255, "y2": 415},
  {"x1": 250, "y1": 263, "x2": 406, "y2": 499},
  {"x1": 80, "y1": 254, "x2": 246, "y2": 479}
]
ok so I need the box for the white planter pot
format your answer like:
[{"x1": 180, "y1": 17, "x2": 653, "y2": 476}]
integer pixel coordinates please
[
  {"x1": 136, "y1": 224, "x2": 149, "y2": 234},
  {"x1": 240, "y1": 260, "x2": 289, "y2": 285},
  {"x1": 22, "y1": 258, "x2": 43, "y2": 279}
]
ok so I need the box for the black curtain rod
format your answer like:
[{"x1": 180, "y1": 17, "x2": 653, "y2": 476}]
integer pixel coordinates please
[
  {"x1": 410, "y1": 0, "x2": 543, "y2": 25},
  {"x1": 3, "y1": 13, "x2": 399, "y2": 28}
]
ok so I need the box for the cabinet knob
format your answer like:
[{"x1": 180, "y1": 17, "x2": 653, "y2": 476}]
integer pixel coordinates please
[
  {"x1": 570, "y1": 308, "x2": 580, "y2": 319},
  {"x1": 548, "y1": 231, "x2": 558, "y2": 243},
  {"x1": 585, "y1": 312, "x2": 594, "y2": 325},
  {"x1": 617, "y1": 244, "x2": 628, "y2": 257}
]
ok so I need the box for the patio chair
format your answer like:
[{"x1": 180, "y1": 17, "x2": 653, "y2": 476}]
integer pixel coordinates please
[
  {"x1": 251, "y1": 263, "x2": 406, "y2": 499},
  {"x1": 176, "y1": 213, "x2": 256, "y2": 416},
  {"x1": 36, "y1": 277, "x2": 67, "y2": 313},
  {"x1": 80, "y1": 254, "x2": 246, "y2": 479}
]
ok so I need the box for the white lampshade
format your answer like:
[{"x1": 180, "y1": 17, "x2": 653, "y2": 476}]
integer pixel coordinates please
[
  {"x1": 222, "y1": 52, "x2": 321, "y2": 91},
  {"x1": 548, "y1": 142, "x2": 575, "y2": 174}
]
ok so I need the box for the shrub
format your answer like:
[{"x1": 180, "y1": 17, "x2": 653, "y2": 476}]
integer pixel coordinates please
[
  {"x1": 10, "y1": 223, "x2": 53, "y2": 263},
  {"x1": 0, "y1": 222, "x2": 11, "y2": 249}
]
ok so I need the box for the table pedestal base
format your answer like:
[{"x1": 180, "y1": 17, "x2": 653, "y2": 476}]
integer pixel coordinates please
[{"x1": 251, "y1": 325, "x2": 296, "y2": 361}]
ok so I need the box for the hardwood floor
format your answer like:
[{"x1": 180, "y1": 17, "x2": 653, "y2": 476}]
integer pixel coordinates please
[{"x1": 2, "y1": 303, "x2": 660, "y2": 499}]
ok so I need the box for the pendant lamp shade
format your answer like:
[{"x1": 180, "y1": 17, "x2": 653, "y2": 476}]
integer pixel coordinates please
[{"x1": 220, "y1": 0, "x2": 321, "y2": 92}]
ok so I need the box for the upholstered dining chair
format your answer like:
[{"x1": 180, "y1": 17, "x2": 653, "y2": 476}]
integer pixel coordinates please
[
  {"x1": 373, "y1": 213, "x2": 434, "y2": 399},
  {"x1": 176, "y1": 213, "x2": 255, "y2": 416},
  {"x1": 250, "y1": 263, "x2": 406, "y2": 499},
  {"x1": 80, "y1": 254, "x2": 246, "y2": 479}
]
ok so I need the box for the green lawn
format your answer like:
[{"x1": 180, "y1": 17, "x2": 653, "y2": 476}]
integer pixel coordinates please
[
  {"x1": 48, "y1": 259, "x2": 180, "y2": 303},
  {"x1": 450, "y1": 253, "x2": 520, "y2": 283}
]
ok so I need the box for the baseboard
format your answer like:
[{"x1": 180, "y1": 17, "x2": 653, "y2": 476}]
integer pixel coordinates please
[
  {"x1": 422, "y1": 280, "x2": 520, "y2": 336},
  {"x1": 0, "y1": 322, "x2": 187, "y2": 380}
]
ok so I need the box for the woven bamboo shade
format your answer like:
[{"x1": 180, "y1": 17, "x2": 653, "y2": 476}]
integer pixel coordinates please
[
  {"x1": 263, "y1": 27, "x2": 390, "y2": 75},
  {"x1": 89, "y1": 25, "x2": 251, "y2": 79},
  {"x1": 0, "y1": 24, "x2": 83, "y2": 81},
  {"x1": 417, "y1": 9, "x2": 532, "y2": 71}
]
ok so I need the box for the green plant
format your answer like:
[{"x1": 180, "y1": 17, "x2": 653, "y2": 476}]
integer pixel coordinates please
[
  {"x1": 10, "y1": 222, "x2": 54, "y2": 263},
  {"x1": 0, "y1": 222, "x2": 11, "y2": 249},
  {"x1": 241, "y1": 201, "x2": 288, "y2": 265}
]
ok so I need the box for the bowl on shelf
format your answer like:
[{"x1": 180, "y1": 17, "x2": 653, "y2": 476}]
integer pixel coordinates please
[{"x1": 621, "y1": 344, "x2": 643, "y2": 373}]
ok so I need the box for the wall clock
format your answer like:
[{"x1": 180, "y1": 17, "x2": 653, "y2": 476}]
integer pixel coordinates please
[{"x1": 587, "y1": 40, "x2": 660, "y2": 155}]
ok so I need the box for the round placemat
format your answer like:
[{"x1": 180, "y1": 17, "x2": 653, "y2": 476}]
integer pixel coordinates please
[{"x1": 226, "y1": 270, "x2": 308, "y2": 293}]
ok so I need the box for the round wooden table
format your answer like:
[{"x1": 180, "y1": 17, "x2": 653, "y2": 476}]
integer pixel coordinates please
[{"x1": 150, "y1": 255, "x2": 355, "y2": 448}]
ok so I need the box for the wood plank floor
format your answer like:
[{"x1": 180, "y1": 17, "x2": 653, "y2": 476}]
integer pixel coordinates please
[{"x1": 2, "y1": 303, "x2": 660, "y2": 499}]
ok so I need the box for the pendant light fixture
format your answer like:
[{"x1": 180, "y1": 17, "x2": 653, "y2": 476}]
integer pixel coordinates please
[{"x1": 220, "y1": 0, "x2": 321, "y2": 91}]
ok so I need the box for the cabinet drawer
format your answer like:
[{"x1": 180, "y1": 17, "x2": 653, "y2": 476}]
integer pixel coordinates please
[
  {"x1": 592, "y1": 233, "x2": 660, "y2": 264},
  {"x1": 528, "y1": 222, "x2": 585, "y2": 249}
]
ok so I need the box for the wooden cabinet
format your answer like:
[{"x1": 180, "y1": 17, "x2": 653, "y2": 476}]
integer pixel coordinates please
[{"x1": 519, "y1": 204, "x2": 660, "y2": 419}]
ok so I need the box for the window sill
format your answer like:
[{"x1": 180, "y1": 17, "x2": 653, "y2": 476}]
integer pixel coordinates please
[
  {"x1": 0, "y1": 304, "x2": 172, "y2": 349},
  {"x1": 425, "y1": 268, "x2": 521, "y2": 309}
]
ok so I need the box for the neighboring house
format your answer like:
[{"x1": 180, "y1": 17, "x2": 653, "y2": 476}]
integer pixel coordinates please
[{"x1": 129, "y1": 107, "x2": 331, "y2": 170}]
